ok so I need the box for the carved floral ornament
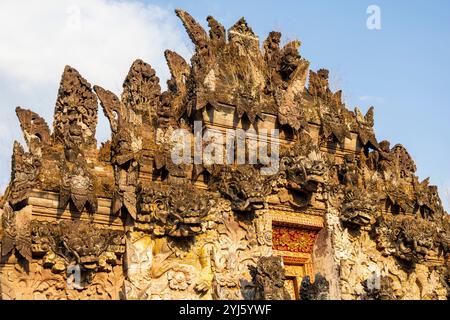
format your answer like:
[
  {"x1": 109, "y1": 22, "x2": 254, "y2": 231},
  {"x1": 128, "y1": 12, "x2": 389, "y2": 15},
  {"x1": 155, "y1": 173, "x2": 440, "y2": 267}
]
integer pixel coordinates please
[
  {"x1": 272, "y1": 225, "x2": 318, "y2": 254},
  {"x1": 0, "y1": 8, "x2": 449, "y2": 300}
]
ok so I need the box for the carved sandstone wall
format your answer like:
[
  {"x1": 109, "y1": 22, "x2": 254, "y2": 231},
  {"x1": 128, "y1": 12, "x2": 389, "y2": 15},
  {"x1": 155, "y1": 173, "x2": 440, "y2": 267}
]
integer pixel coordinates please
[{"x1": 0, "y1": 9, "x2": 449, "y2": 300}]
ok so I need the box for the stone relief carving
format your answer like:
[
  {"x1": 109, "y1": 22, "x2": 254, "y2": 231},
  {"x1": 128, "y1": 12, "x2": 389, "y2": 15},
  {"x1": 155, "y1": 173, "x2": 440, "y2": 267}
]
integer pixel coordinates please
[
  {"x1": 0, "y1": 262, "x2": 124, "y2": 300},
  {"x1": 124, "y1": 233, "x2": 214, "y2": 300},
  {"x1": 361, "y1": 275, "x2": 396, "y2": 300},
  {"x1": 8, "y1": 142, "x2": 41, "y2": 207},
  {"x1": 207, "y1": 165, "x2": 274, "y2": 212},
  {"x1": 59, "y1": 157, "x2": 97, "y2": 213},
  {"x1": 53, "y1": 66, "x2": 98, "y2": 151},
  {"x1": 211, "y1": 207, "x2": 271, "y2": 300},
  {"x1": 137, "y1": 183, "x2": 214, "y2": 237},
  {"x1": 279, "y1": 134, "x2": 327, "y2": 193},
  {"x1": 95, "y1": 59, "x2": 160, "y2": 219},
  {"x1": 1, "y1": 203, "x2": 31, "y2": 262},
  {"x1": 0, "y1": 9, "x2": 448, "y2": 300},
  {"x1": 250, "y1": 256, "x2": 291, "y2": 300},
  {"x1": 374, "y1": 215, "x2": 437, "y2": 264},
  {"x1": 30, "y1": 220, "x2": 125, "y2": 274},
  {"x1": 299, "y1": 273, "x2": 330, "y2": 300}
]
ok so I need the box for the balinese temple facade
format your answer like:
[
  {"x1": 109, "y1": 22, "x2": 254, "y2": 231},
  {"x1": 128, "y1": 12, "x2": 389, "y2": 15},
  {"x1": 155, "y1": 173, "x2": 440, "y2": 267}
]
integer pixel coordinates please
[{"x1": 0, "y1": 10, "x2": 449, "y2": 300}]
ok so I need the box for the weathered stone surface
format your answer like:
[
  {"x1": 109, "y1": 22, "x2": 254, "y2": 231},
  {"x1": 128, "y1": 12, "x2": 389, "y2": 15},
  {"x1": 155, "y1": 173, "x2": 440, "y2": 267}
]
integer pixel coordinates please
[
  {"x1": 250, "y1": 256, "x2": 291, "y2": 300},
  {"x1": 0, "y1": 9, "x2": 448, "y2": 300}
]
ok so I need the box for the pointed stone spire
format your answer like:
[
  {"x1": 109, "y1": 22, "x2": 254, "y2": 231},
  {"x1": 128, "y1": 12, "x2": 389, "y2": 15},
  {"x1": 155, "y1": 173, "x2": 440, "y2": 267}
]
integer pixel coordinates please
[
  {"x1": 9, "y1": 140, "x2": 40, "y2": 206},
  {"x1": 15, "y1": 107, "x2": 51, "y2": 150},
  {"x1": 263, "y1": 31, "x2": 282, "y2": 62},
  {"x1": 175, "y1": 9, "x2": 209, "y2": 52},
  {"x1": 164, "y1": 50, "x2": 190, "y2": 94},
  {"x1": 308, "y1": 68, "x2": 330, "y2": 98},
  {"x1": 122, "y1": 59, "x2": 161, "y2": 116},
  {"x1": 207, "y1": 15, "x2": 226, "y2": 46},
  {"x1": 93, "y1": 85, "x2": 121, "y2": 134}
]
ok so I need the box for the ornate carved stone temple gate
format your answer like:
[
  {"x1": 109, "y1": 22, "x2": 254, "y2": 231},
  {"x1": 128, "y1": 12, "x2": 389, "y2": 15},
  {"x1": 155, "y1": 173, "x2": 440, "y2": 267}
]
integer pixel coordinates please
[{"x1": 0, "y1": 9, "x2": 449, "y2": 300}]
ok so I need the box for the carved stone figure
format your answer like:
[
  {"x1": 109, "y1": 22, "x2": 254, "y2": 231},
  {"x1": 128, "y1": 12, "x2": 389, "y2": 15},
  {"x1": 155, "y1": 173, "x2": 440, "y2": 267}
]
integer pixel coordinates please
[
  {"x1": 375, "y1": 215, "x2": 436, "y2": 263},
  {"x1": 208, "y1": 165, "x2": 273, "y2": 212},
  {"x1": 341, "y1": 188, "x2": 378, "y2": 227},
  {"x1": 1, "y1": 203, "x2": 31, "y2": 261},
  {"x1": 59, "y1": 157, "x2": 97, "y2": 213},
  {"x1": 95, "y1": 59, "x2": 160, "y2": 219},
  {"x1": 354, "y1": 106, "x2": 378, "y2": 150},
  {"x1": 53, "y1": 66, "x2": 98, "y2": 151},
  {"x1": 250, "y1": 256, "x2": 291, "y2": 300},
  {"x1": 279, "y1": 135, "x2": 326, "y2": 193},
  {"x1": 299, "y1": 273, "x2": 330, "y2": 300},
  {"x1": 30, "y1": 220, "x2": 124, "y2": 276},
  {"x1": 0, "y1": 8, "x2": 448, "y2": 301},
  {"x1": 8, "y1": 142, "x2": 41, "y2": 207},
  {"x1": 362, "y1": 275, "x2": 396, "y2": 300},
  {"x1": 137, "y1": 183, "x2": 214, "y2": 237}
]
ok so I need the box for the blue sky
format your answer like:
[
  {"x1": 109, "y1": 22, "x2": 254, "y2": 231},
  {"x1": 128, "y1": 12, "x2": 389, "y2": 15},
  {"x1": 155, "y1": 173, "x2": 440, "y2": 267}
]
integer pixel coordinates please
[
  {"x1": 143, "y1": 0, "x2": 450, "y2": 209},
  {"x1": 0, "y1": 0, "x2": 449, "y2": 210}
]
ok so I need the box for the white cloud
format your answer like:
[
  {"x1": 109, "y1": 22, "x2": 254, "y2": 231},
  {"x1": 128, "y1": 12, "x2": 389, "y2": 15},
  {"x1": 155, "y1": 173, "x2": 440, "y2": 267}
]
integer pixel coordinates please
[{"x1": 0, "y1": 0, "x2": 191, "y2": 192}]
